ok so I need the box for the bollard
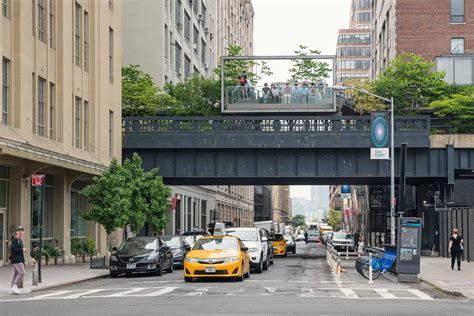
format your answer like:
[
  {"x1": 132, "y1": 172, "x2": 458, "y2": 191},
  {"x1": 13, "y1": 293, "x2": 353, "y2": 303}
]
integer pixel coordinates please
[
  {"x1": 368, "y1": 252, "x2": 374, "y2": 284},
  {"x1": 337, "y1": 253, "x2": 341, "y2": 281},
  {"x1": 32, "y1": 261, "x2": 38, "y2": 286},
  {"x1": 346, "y1": 245, "x2": 349, "y2": 260}
]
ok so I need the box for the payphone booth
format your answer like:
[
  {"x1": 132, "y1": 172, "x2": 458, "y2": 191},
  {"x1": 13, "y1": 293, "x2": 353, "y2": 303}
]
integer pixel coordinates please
[{"x1": 396, "y1": 217, "x2": 422, "y2": 282}]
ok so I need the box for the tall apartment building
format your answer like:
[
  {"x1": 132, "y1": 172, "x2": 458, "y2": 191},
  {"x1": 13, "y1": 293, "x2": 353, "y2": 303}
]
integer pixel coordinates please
[
  {"x1": 215, "y1": 0, "x2": 254, "y2": 63},
  {"x1": 336, "y1": 0, "x2": 372, "y2": 85},
  {"x1": 122, "y1": 0, "x2": 217, "y2": 87},
  {"x1": 0, "y1": 0, "x2": 122, "y2": 265},
  {"x1": 272, "y1": 186, "x2": 291, "y2": 223},
  {"x1": 371, "y1": 0, "x2": 474, "y2": 83}
]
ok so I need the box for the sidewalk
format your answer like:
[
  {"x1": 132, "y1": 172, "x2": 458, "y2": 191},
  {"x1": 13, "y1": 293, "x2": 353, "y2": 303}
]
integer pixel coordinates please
[
  {"x1": 420, "y1": 256, "x2": 474, "y2": 299},
  {"x1": 0, "y1": 263, "x2": 109, "y2": 297}
]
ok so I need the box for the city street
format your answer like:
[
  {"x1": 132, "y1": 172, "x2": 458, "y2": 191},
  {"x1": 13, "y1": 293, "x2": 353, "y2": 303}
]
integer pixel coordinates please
[{"x1": 0, "y1": 242, "x2": 471, "y2": 315}]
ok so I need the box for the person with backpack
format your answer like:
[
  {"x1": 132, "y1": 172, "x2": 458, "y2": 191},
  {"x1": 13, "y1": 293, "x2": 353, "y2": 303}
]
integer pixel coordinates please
[
  {"x1": 239, "y1": 71, "x2": 248, "y2": 99},
  {"x1": 10, "y1": 226, "x2": 29, "y2": 295}
]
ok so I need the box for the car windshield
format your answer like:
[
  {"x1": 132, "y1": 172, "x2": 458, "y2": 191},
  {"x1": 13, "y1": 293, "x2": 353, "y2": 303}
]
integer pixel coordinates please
[
  {"x1": 119, "y1": 238, "x2": 157, "y2": 251},
  {"x1": 192, "y1": 237, "x2": 239, "y2": 251},
  {"x1": 162, "y1": 236, "x2": 181, "y2": 248},
  {"x1": 270, "y1": 234, "x2": 284, "y2": 241},
  {"x1": 308, "y1": 231, "x2": 319, "y2": 236},
  {"x1": 226, "y1": 229, "x2": 258, "y2": 241},
  {"x1": 333, "y1": 233, "x2": 352, "y2": 239}
]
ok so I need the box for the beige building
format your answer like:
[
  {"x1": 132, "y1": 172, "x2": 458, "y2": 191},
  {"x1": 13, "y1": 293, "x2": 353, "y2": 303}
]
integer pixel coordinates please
[
  {"x1": 215, "y1": 186, "x2": 254, "y2": 227},
  {"x1": 0, "y1": 0, "x2": 122, "y2": 265},
  {"x1": 272, "y1": 186, "x2": 291, "y2": 223},
  {"x1": 215, "y1": 0, "x2": 254, "y2": 62}
]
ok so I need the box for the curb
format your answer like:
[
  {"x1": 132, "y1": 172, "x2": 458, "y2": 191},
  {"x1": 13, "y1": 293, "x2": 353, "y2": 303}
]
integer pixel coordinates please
[
  {"x1": 29, "y1": 272, "x2": 109, "y2": 292},
  {"x1": 419, "y1": 279, "x2": 466, "y2": 298}
]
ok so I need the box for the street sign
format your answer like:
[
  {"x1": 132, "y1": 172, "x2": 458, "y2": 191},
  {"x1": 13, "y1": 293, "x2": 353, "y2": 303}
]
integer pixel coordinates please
[
  {"x1": 341, "y1": 185, "x2": 350, "y2": 193},
  {"x1": 31, "y1": 174, "x2": 45, "y2": 186},
  {"x1": 171, "y1": 197, "x2": 177, "y2": 210},
  {"x1": 341, "y1": 193, "x2": 351, "y2": 199},
  {"x1": 370, "y1": 148, "x2": 389, "y2": 159}
]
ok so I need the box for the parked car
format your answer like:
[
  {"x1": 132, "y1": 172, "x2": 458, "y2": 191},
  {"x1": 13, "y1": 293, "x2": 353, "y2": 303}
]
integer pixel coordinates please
[
  {"x1": 284, "y1": 234, "x2": 296, "y2": 254},
  {"x1": 328, "y1": 232, "x2": 355, "y2": 251},
  {"x1": 295, "y1": 233, "x2": 305, "y2": 241},
  {"x1": 308, "y1": 229, "x2": 320, "y2": 243},
  {"x1": 109, "y1": 236, "x2": 173, "y2": 278},
  {"x1": 321, "y1": 231, "x2": 333, "y2": 245},
  {"x1": 226, "y1": 227, "x2": 269, "y2": 273},
  {"x1": 270, "y1": 233, "x2": 287, "y2": 257},
  {"x1": 162, "y1": 235, "x2": 191, "y2": 268},
  {"x1": 184, "y1": 236, "x2": 250, "y2": 282},
  {"x1": 182, "y1": 230, "x2": 210, "y2": 248},
  {"x1": 259, "y1": 228, "x2": 274, "y2": 265}
]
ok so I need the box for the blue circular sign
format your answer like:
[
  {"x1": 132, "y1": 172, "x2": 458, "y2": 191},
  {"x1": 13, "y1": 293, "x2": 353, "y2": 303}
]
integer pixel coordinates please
[{"x1": 371, "y1": 116, "x2": 389, "y2": 148}]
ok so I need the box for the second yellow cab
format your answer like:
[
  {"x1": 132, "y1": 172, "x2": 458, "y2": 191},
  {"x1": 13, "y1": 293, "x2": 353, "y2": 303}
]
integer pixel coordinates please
[{"x1": 271, "y1": 233, "x2": 287, "y2": 257}]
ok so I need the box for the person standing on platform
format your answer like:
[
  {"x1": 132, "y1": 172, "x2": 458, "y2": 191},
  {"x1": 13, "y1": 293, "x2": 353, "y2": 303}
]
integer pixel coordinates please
[{"x1": 448, "y1": 228, "x2": 464, "y2": 271}]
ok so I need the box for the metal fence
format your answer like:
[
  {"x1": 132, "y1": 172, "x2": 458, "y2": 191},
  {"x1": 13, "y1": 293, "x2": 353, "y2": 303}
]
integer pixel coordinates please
[
  {"x1": 438, "y1": 207, "x2": 473, "y2": 262},
  {"x1": 90, "y1": 256, "x2": 108, "y2": 269}
]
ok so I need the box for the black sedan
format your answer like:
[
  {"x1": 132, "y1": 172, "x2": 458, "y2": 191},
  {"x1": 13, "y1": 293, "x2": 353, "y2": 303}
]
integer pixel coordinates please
[
  {"x1": 284, "y1": 234, "x2": 296, "y2": 254},
  {"x1": 109, "y1": 236, "x2": 173, "y2": 278},
  {"x1": 162, "y1": 235, "x2": 191, "y2": 268}
]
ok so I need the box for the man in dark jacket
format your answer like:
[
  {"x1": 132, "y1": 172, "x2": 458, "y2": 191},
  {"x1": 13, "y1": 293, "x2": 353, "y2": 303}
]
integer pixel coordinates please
[{"x1": 10, "y1": 226, "x2": 28, "y2": 295}]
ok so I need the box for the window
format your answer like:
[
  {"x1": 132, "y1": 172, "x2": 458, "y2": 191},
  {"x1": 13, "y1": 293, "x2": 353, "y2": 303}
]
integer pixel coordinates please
[
  {"x1": 451, "y1": 0, "x2": 464, "y2": 23},
  {"x1": 74, "y1": 96, "x2": 82, "y2": 148},
  {"x1": 193, "y1": 25, "x2": 199, "y2": 54},
  {"x1": 49, "y1": 83, "x2": 55, "y2": 139},
  {"x1": 2, "y1": 0, "x2": 9, "y2": 18},
  {"x1": 337, "y1": 34, "x2": 371, "y2": 45},
  {"x1": 193, "y1": 0, "x2": 198, "y2": 15},
  {"x1": 109, "y1": 27, "x2": 113, "y2": 83},
  {"x1": 108, "y1": 0, "x2": 113, "y2": 10},
  {"x1": 337, "y1": 60, "x2": 371, "y2": 70},
  {"x1": 49, "y1": 0, "x2": 55, "y2": 48},
  {"x1": 355, "y1": 12, "x2": 371, "y2": 22},
  {"x1": 184, "y1": 11, "x2": 191, "y2": 42},
  {"x1": 451, "y1": 38, "x2": 464, "y2": 54},
  {"x1": 175, "y1": 41, "x2": 181, "y2": 74},
  {"x1": 201, "y1": 1, "x2": 206, "y2": 26},
  {"x1": 165, "y1": 25, "x2": 169, "y2": 61},
  {"x1": 74, "y1": 2, "x2": 82, "y2": 66},
  {"x1": 37, "y1": 77, "x2": 46, "y2": 136},
  {"x1": 37, "y1": 0, "x2": 45, "y2": 42},
  {"x1": 201, "y1": 39, "x2": 206, "y2": 65},
  {"x1": 84, "y1": 11, "x2": 89, "y2": 71},
  {"x1": 336, "y1": 47, "x2": 371, "y2": 57},
  {"x1": 175, "y1": 0, "x2": 181, "y2": 26},
  {"x1": 2, "y1": 58, "x2": 9, "y2": 125},
  {"x1": 71, "y1": 182, "x2": 88, "y2": 239},
  {"x1": 83, "y1": 101, "x2": 89, "y2": 150},
  {"x1": 108, "y1": 110, "x2": 113, "y2": 157},
  {"x1": 184, "y1": 54, "x2": 191, "y2": 79}
]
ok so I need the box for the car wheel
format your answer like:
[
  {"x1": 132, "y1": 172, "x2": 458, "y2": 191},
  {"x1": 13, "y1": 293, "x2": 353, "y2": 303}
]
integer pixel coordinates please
[
  {"x1": 283, "y1": 251, "x2": 288, "y2": 258},
  {"x1": 110, "y1": 272, "x2": 118, "y2": 278},
  {"x1": 270, "y1": 253, "x2": 274, "y2": 265},
  {"x1": 236, "y1": 263, "x2": 244, "y2": 282},
  {"x1": 184, "y1": 276, "x2": 193, "y2": 283},
  {"x1": 293, "y1": 248, "x2": 296, "y2": 254},
  {"x1": 166, "y1": 258, "x2": 174, "y2": 273},
  {"x1": 263, "y1": 255, "x2": 269, "y2": 271},
  {"x1": 156, "y1": 259, "x2": 163, "y2": 276},
  {"x1": 255, "y1": 257, "x2": 263, "y2": 274},
  {"x1": 244, "y1": 266, "x2": 250, "y2": 278}
]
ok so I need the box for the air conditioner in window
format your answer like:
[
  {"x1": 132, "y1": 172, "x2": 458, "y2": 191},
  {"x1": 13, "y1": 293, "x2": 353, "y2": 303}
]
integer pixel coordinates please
[
  {"x1": 198, "y1": 14, "x2": 203, "y2": 21},
  {"x1": 204, "y1": 63, "x2": 209, "y2": 69},
  {"x1": 193, "y1": 43, "x2": 198, "y2": 50},
  {"x1": 188, "y1": 0, "x2": 193, "y2": 5},
  {"x1": 176, "y1": 23, "x2": 183, "y2": 30},
  {"x1": 209, "y1": 32, "x2": 214, "y2": 39},
  {"x1": 204, "y1": 27, "x2": 209, "y2": 34},
  {"x1": 176, "y1": 68, "x2": 182, "y2": 76}
]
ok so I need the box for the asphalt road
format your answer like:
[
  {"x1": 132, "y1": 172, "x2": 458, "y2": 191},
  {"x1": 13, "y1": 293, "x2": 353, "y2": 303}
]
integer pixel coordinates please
[{"x1": 0, "y1": 242, "x2": 472, "y2": 316}]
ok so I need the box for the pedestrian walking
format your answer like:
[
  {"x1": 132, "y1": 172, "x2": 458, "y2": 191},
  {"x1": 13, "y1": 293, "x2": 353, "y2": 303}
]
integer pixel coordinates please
[
  {"x1": 354, "y1": 229, "x2": 361, "y2": 252},
  {"x1": 448, "y1": 228, "x2": 464, "y2": 271},
  {"x1": 304, "y1": 231, "x2": 308, "y2": 245},
  {"x1": 9, "y1": 226, "x2": 29, "y2": 295}
]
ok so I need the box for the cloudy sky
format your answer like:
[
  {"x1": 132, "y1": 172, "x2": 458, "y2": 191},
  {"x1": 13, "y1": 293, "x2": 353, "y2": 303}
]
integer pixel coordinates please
[{"x1": 252, "y1": 0, "x2": 351, "y2": 200}]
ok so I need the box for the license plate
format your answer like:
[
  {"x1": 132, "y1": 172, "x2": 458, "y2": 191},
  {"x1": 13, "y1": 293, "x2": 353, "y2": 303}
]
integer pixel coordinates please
[
  {"x1": 126, "y1": 263, "x2": 136, "y2": 269},
  {"x1": 205, "y1": 267, "x2": 216, "y2": 273}
]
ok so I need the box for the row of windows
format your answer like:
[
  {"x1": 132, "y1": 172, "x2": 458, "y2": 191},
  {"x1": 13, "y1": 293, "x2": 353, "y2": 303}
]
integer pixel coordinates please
[
  {"x1": 175, "y1": 0, "x2": 207, "y2": 28},
  {"x1": 338, "y1": 34, "x2": 371, "y2": 45},
  {"x1": 336, "y1": 73, "x2": 369, "y2": 83},
  {"x1": 2, "y1": 58, "x2": 9, "y2": 125},
  {"x1": 337, "y1": 60, "x2": 371, "y2": 70},
  {"x1": 353, "y1": 0, "x2": 372, "y2": 10},
  {"x1": 355, "y1": 12, "x2": 371, "y2": 22},
  {"x1": 31, "y1": 74, "x2": 56, "y2": 139},
  {"x1": 337, "y1": 47, "x2": 371, "y2": 57}
]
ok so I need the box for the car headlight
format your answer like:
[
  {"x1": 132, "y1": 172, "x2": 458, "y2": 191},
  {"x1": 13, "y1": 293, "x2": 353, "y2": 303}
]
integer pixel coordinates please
[
  {"x1": 147, "y1": 252, "x2": 159, "y2": 260},
  {"x1": 186, "y1": 257, "x2": 198, "y2": 263},
  {"x1": 223, "y1": 257, "x2": 240, "y2": 263},
  {"x1": 172, "y1": 249, "x2": 183, "y2": 257},
  {"x1": 110, "y1": 255, "x2": 118, "y2": 261},
  {"x1": 248, "y1": 247, "x2": 259, "y2": 253}
]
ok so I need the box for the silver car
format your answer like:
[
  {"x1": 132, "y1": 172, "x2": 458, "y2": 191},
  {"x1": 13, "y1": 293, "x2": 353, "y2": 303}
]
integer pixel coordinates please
[{"x1": 328, "y1": 232, "x2": 355, "y2": 251}]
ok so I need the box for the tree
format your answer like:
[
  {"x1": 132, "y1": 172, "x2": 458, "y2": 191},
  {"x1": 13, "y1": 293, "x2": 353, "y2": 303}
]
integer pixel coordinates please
[
  {"x1": 288, "y1": 45, "x2": 331, "y2": 83},
  {"x1": 372, "y1": 52, "x2": 449, "y2": 112},
  {"x1": 81, "y1": 159, "x2": 132, "y2": 249},
  {"x1": 327, "y1": 209, "x2": 342, "y2": 231},
  {"x1": 344, "y1": 78, "x2": 386, "y2": 114},
  {"x1": 292, "y1": 214, "x2": 306, "y2": 227}
]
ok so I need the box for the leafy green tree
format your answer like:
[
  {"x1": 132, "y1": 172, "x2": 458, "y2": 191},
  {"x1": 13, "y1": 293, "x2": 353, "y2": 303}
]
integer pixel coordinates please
[
  {"x1": 81, "y1": 159, "x2": 132, "y2": 249},
  {"x1": 372, "y1": 53, "x2": 448, "y2": 112},
  {"x1": 292, "y1": 214, "x2": 306, "y2": 227},
  {"x1": 344, "y1": 78, "x2": 387, "y2": 114},
  {"x1": 288, "y1": 45, "x2": 331, "y2": 83},
  {"x1": 123, "y1": 65, "x2": 159, "y2": 116},
  {"x1": 327, "y1": 209, "x2": 342, "y2": 232},
  {"x1": 141, "y1": 167, "x2": 172, "y2": 232}
]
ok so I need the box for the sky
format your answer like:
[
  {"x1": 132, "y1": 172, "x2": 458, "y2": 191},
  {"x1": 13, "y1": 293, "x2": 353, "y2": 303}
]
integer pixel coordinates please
[
  {"x1": 251, "y1": 0, "x2": 352, "y2": 85},
  {"x1": 252, "y1": 0, "x2": 351, "y2": 200}
]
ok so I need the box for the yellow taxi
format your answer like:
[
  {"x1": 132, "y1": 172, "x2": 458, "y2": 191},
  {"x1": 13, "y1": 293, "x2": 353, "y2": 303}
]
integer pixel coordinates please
[
  {"x1": 271, "y1": 233, "x2": 287, "y2": 257},
  {"x1": 184, "y1": 236, "x2": 250, "y2": 282}
]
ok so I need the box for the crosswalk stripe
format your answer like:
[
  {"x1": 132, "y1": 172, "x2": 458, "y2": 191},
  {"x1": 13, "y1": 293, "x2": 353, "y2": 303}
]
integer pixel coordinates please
[
  {"x1": 300, "y1": 288, "x2": 313, "y2": 297},
  {"x1": 374, "y1": 288, "x2": 397, "y2": 299},
  {"x1": 30, "y1": 290, "x2": 73, "y2": 300},
  {"x1": 407, "y1": 289, "x2": 433, "y2": 300},
  {"x1": 64, "y1": 289, "x2": 105, "y2": 299},
  {"x1": 339, "y1": 288, "x2": 359, "y2": 298},
  {"x1": 144, "y1": 287, "x2": 177, "y2": 297},
  {"x1": 108, "y1": 288, "x2": 145, "y2": 297}
]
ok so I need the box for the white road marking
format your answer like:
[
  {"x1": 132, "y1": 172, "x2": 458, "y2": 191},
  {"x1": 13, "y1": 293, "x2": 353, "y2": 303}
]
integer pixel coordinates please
[
  {"x1": 300, "y1": 288, "x2": 313, "y2": 297},
  {"x1": 108, "y1": 288, "x2": 145, "y2": 297},
  {"x1": 407, "y1": 289, "x2": 433, "y2": 300},
  {"x1": 339, "y1": 288, "x2": 359, "y2": 299},
  {"x1": 143, "y1": 287, "x2": 177, "y2": 297},
  {"x1": 264, "y1": 287, "x2": 276, "y2": 292},
  {"x1": 187, "y1": 288, "x2": 208, "y2": 296},
  {"x1": 63, "y1": 289, "x2": 105, "y2": 299},
  {"x1": 374, "y1": 288, "x2": 397, "y2": 299},
  {"x1": 29, "y1": 291, "x2": 73, "y2": 300}
]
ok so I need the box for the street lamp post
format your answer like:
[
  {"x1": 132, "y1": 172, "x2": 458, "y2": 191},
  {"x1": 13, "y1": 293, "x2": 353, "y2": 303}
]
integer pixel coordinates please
[{"x1": 335, "y1": 86, "x2": 396, "y2": 246}]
